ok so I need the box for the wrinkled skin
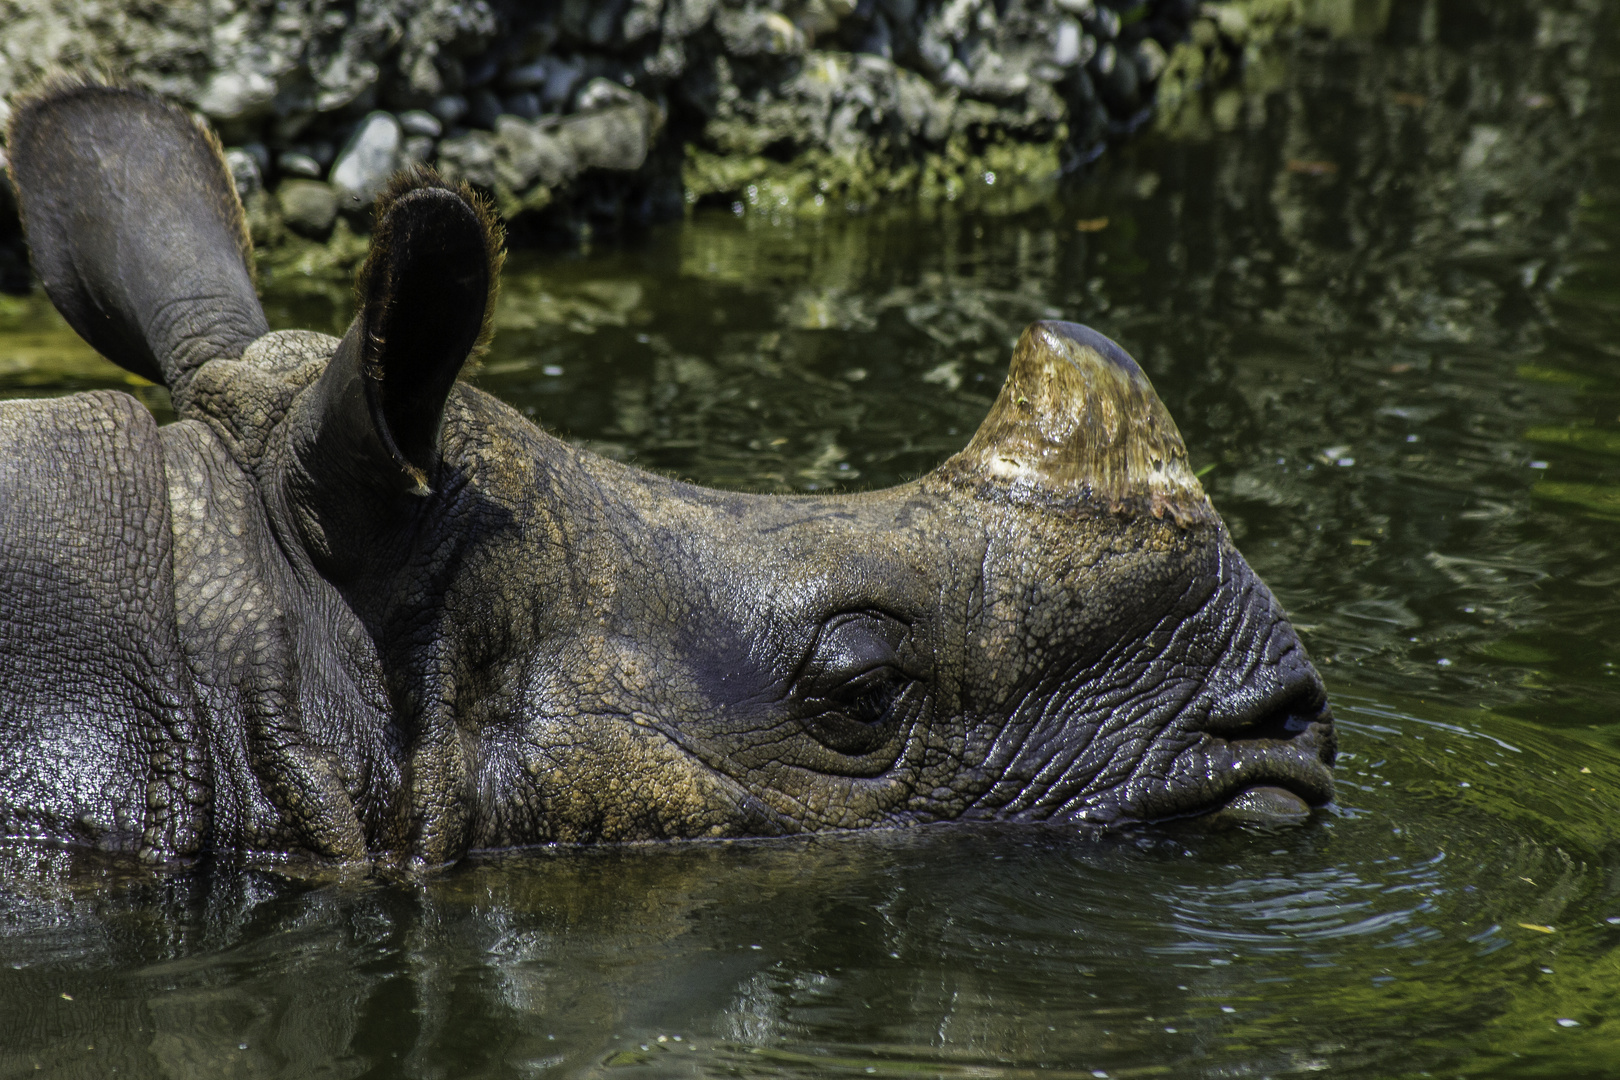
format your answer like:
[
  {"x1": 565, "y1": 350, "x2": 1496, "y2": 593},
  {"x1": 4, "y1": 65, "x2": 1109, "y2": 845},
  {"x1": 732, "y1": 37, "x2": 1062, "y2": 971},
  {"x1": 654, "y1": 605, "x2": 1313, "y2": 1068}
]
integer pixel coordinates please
[{"x1": 0, "y1": 84, "x2": 1334, "y2": 867}]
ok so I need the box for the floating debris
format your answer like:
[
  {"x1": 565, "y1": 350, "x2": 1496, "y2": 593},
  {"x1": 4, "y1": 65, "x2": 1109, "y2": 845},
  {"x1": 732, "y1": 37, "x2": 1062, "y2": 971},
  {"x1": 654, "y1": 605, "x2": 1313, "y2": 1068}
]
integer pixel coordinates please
[{"x1": 1286, "y1": 159, "x2": 1340, "y2": 176}]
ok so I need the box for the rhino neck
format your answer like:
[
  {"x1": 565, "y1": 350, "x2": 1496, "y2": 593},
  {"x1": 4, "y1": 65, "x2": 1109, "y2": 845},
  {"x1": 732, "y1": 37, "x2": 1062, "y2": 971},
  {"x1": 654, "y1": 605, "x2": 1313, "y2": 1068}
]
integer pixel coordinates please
[
  {"x1": 167, "y1": 338, "x2": 539, "y2": 865},
  {"x1": 163, "y1": 420, "x2": 389, "y2": 861}
]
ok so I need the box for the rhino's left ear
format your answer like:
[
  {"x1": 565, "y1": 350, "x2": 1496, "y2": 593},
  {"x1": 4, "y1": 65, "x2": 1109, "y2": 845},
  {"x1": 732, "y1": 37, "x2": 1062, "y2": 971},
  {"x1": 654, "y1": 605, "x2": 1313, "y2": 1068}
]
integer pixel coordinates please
[{"x1": 291, "y1": 170, "x2": 503, "y2": 501}]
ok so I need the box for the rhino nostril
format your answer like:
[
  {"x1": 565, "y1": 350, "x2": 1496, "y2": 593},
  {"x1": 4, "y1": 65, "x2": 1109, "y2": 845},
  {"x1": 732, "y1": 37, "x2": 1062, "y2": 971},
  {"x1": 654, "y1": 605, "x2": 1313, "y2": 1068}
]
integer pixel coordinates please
[
  {"x1": 1227, "y1": 710, "x2": 1308, "y2": 743},
  {"x1": 1207, "y1": 683, "x2": 1330, "y2": 744},
  {"x1": 1287, "y1": 713, "x2": 1316, "y2": 734}
]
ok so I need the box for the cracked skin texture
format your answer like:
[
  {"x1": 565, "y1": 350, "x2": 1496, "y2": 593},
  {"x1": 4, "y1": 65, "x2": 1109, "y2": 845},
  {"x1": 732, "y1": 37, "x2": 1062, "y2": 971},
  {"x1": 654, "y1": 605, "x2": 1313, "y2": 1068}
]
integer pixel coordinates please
[{"x1": 0, "y1": 84, "x2": 1335, "y2": 868}]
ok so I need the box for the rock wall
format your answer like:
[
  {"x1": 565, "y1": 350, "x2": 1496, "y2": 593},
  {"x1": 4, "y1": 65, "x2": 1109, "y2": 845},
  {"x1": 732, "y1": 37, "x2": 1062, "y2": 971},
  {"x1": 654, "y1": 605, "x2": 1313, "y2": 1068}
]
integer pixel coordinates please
[
  {"x1": 0, "y1": 2, "x2": 1234, "y2": 268},
  {"x1": 0, "y1": 0, "x2": 1369, "y2": 294}
]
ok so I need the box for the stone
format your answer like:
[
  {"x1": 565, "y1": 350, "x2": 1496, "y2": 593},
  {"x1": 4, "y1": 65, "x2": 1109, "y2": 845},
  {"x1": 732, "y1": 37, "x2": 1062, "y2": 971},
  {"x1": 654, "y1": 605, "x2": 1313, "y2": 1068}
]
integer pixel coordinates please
[
  {"x1": 403, "y1": 135, "x2": 437, "y2": 167},
  {"x1": 240, "y1": 142, "x2": 270, "y2": 174},
  {"x1": 442, "y1": 83, "x2": 664, "y2": 196},
  {"x1": 560, "y1": 112, "x2": 650, "y2": 173},
  {"x1": 277, "y1": 179, "x2": 338, "y2": 239},
  {"x1": 970, "y1": 52, "x2": 1032, "y2": 100},
  {"x1": 858, "y1": 13, "x2": 893, "y2": 58},
  {"x1": 621, "y1": 0, "x2": 663, "y2": 42},
  {"x1": 941, "y1": 59, "x2": 971, "y2": 91},
  {"x1": 559, "y1": 83, "x2": 663, "y2": 173},
  {"x1": 504, "y1": 92, "x2": 543, "y2": 120},
  {"x1": 1092, "y1": 41, "x2": 1140, "y2": 111},
  {"x1": 436, "y1": 131, "x2": 500, "y2": 189},
  {"x1": 1085, "y1": 7, "x2": 1120, "y2": 40},
  {"x1": 273, "y1": 112, "x2": 317, "y2": 142},
  {"x1": 312, "y1": 54, "x2": 380, "y2": 113},
  {"x1": 223, "y1": 148, "x2": 262, "y2": 200},
  {"x1": 645, "y1": 39, "x2": 687, "y2": 79},
  {"x1": 664, "y1": 0, "x2": 720, "y2": 38},
  {"x1": 277, "y1": 151, "x2": 322, "y2": 178},
  {"x1": 406, "y1": 51, "x2": 445, "y2": 99},
  {"x1": 502, "y1": 59, "x2": 550, "y2": 89},
  {"x1": 468, "y1": 89, "x2": 503, "y2": 129},
  {"x1": 916, "y1": 27, "x2": 953, "y2": 74},
  {"x1": 1054, "y1": 19, "x2": 1085, "y2": 67},
  {"x1": 797, "y1": 0, "x2": 857, "y2": 36},
  {"x1": 430, "y1": 95, "x2": 469, "y2": 125},
  {"x1": 196, "y1": 70, "x2": 277, "y2": 121},
  {"x1": 0, "y1": 0, "x2": 1217, "y2": 249},
  {"x1": 715, "y1": 10, "x2": 805, "y2": 56},
  {"x1": 1135, "y1": 38, "x2": 1170, "y2": 83},
  {"x1": 542, "y1": 58, "x2": 585, "y2": 107},
  {"x1": 329, "y1": 112, "x2": 402, "y2": 211},
  {"x1": 492, "y1": 116, "x2": 578, "y2": 189},
  {"x1": 400, "y1": 110, "x2": 443, "y2": 138},
  {"x1": 575, "y1": 78, "x2": 639, "y2": 112}
]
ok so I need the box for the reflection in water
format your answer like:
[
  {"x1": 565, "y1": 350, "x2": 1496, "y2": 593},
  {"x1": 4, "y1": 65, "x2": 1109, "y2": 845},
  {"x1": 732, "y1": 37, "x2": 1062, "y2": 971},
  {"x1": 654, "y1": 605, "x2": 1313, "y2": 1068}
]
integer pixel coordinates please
[
  {"x1": 4, "y1": 0, "x2": 1620, "y2": 1076},
  {"x1": 3, "y1": 711, "x2": 1620, "y2": 1080}
]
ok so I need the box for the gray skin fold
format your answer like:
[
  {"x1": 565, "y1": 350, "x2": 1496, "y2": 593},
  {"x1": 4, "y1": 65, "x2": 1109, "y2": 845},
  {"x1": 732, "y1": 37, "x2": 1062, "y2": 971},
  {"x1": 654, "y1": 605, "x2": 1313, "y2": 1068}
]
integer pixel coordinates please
[{"x1": 0, "y1": 82, "x2": 1334, "y2": 868}]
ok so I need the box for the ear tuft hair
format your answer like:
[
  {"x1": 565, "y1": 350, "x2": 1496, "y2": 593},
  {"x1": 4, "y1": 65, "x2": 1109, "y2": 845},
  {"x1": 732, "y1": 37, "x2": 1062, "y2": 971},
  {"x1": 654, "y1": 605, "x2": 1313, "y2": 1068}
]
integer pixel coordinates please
[{"x1": 359, "y1": 167, "x2": 505, "y2": 370}]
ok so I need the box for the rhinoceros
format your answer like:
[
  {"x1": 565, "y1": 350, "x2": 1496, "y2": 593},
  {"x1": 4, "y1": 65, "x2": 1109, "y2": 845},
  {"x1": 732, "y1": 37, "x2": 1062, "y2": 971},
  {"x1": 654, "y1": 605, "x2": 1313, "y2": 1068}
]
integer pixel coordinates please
[{"x1": 0, "y1": 82, "x2": 1335, "y2": 867}]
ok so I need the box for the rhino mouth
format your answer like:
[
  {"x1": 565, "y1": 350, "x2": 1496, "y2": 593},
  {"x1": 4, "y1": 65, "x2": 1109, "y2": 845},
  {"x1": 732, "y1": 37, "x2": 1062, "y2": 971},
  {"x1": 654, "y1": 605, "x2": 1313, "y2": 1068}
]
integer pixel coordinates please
[
  {"x1": 1086, "y1": 672, "x2": 1338, "y2": 830},
  {"x1": 1153, "y1": 704, "x2": 1338, "y2": 829},
  {"x1": 1195, "y1": 718, "x2": 1337, "y2": 826}
]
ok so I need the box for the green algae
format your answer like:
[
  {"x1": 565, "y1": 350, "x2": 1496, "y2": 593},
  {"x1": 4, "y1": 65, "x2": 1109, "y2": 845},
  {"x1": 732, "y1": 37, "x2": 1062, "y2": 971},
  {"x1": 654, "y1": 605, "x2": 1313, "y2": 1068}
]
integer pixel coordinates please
[
  {"x1": 682, "y1": 131, "x2": 1063, "y2": 219},
  {"x1": 1517, "y1": 364, "x2": 1605, "y2": 390},
  {"x1": 250, "y1": 217, "x2": 371, "y2": 306},
  {"x1": 1523, "y1": 425, "x2": 1620, "y2": 457},
  {"x1": 1531, "y1": 480, "x2": 1620, "y2": 519},
  {"x1": 0, "y1": 289, "x2": 173, "y2": 416}
]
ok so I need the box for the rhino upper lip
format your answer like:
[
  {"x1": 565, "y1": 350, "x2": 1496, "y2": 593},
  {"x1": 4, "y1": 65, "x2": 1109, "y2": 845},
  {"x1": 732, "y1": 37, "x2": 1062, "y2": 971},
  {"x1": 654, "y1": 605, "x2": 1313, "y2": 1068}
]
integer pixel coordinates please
[
  {"x1": 1122, "y1": 708, "x2": 1337, "y2": 825},
  {"x1": 1205, "y1": 719, "x2": 1337, "y2": 806}
]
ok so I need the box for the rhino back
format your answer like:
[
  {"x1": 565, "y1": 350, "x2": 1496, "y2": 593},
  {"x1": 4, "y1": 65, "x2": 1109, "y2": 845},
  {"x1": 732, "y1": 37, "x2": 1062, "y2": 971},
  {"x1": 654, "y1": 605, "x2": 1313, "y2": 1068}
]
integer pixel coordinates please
[{"x1": 0, "y1": 391, "x2": 208, "y2": 855}]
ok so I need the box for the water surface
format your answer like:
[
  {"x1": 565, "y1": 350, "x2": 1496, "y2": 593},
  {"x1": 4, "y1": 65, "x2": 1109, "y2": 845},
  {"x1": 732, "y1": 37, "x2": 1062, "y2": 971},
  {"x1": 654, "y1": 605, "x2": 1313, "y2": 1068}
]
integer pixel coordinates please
[{"x1": 4, "y1": 2, "x2": 1620, "y2": 1076}]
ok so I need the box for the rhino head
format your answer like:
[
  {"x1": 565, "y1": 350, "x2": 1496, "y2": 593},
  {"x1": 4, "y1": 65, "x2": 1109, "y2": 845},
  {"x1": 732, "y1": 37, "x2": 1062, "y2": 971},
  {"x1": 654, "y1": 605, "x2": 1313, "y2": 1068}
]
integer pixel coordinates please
[{"x1": 3, "y1": 84, "x2": 1333, "y2": 866}]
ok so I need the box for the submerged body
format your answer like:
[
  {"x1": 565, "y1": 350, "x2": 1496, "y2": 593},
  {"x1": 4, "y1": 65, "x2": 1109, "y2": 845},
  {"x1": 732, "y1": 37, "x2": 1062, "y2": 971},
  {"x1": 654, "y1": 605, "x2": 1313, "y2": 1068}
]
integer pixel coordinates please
[{"x1": 0, "y1": 84, "x2": 1334, "y2": 866}]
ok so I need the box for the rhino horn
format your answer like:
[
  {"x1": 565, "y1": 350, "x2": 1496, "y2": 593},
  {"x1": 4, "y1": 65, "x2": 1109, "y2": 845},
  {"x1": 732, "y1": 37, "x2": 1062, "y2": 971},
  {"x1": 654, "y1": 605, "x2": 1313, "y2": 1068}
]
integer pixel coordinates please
[
  {"x1": 290, "y1": 171, "x2": 502, "y2": 499},
  {"x1": 937, "y1": 321, "x2": 1216, "y2": 527}
]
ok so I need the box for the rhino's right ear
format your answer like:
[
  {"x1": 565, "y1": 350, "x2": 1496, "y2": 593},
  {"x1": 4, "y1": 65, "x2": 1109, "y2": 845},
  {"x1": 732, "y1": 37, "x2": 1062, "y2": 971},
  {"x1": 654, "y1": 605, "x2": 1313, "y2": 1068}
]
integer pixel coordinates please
[{"x1": 292, "y1": 172, "x2": 503, "y2": 501}]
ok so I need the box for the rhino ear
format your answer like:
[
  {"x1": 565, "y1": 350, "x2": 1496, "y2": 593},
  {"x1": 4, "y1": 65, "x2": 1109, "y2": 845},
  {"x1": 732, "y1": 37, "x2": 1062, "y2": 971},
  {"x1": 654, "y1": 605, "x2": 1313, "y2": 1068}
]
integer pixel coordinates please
[
  {"x1": 296, "y1": 171, "x2": 503, "y2": 498},
  {"x1": 937, "y1": 321, "x2": 1216, "y2": 527},
  {"x1": 6, "y1": 79, "x2": 268, "y2": 398}
]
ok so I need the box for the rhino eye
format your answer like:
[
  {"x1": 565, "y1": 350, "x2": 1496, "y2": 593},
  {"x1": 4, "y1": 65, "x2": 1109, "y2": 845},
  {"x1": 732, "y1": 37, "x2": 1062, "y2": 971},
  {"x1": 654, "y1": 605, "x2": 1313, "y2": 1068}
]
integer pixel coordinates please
[
  {"x1": 797, "y1": 612, "x2": 912, "y2": 755},
  {"x1": 799, "y1": 611, "x2": 908, "y2": 691},
  {"x1": 845, "y1": 676, "x2": 902, "y2": 724}
]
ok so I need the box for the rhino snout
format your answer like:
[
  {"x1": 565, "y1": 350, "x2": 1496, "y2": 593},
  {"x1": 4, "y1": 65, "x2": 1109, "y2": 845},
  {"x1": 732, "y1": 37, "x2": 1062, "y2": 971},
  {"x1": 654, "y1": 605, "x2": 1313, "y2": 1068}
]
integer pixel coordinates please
[{"x1": 1144, "y1": 555, "x2": 1338, "y2": 826}]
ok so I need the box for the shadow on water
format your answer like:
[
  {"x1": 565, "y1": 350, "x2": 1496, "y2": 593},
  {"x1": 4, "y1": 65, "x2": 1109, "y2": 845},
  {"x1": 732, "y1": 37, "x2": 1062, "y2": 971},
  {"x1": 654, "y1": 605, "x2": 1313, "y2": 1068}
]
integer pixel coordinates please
[{"x1": 5, "y1": 0, "x2": 1620, "y2": 1075}]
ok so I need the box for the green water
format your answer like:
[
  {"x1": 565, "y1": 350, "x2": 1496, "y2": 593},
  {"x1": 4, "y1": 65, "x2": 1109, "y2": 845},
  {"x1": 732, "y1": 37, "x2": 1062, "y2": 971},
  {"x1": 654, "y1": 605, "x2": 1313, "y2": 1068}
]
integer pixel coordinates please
[{"x1": 5, "y1": 2, "x2": 1620, "y2": 1076}]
